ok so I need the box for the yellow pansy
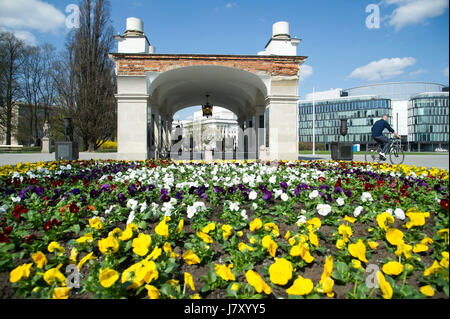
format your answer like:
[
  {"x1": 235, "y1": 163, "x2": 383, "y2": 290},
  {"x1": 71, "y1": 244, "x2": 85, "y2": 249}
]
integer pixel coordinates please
[
  {"x1": 43, "y1": 264, "x2": 66, "y2": 286},
  {"x1": 202, "y1": 222, "x2": 216, "y2": 234},
  {"x1": 249, "y1": 218, "x2": 262, "y2": 231},
  {"x1": 413, "y1": 243, "x2": 429, "y2": 253},
  {"x1": 48, "y1": 241, "x2": 65, "y2": 255},
  {"x1": 262, "y1": 235, "x2": 278, "y2": 258},
  {"x1": 348, "y1": 239, "x2": 368, "y2": 263},
  {"x1": 290, "y1": 241, "x2": 314, "y2": 263},
  {"x1": 352, "y1": 259, "x2": 362, "y2": 269},
  {"x1": 245, "y1": 270, "x2": 271, "y2": 295},
  {"x1": 269, "y1": 258, "x2": 293, "y2": 285},
  {"x1": 77, "y1": 251, "x2": 96, "y2": 270},
  {"x1": 145, "y1": 285, "x2": 160, "y2": 299},
  {"x1": 306, "y1": 217, "x2": 322, "y2": 230},
  {"x1": 196, "y1": 231, "x2": 213, "y2": 244},
  {"x1": 436, "y1": 228, "x2": 449, "y2": 243},
  {"x1": 222, "y1": 224, "x2": 233, "y2": 240},
  {"x1": 395, "y1": 242, "x2": 413, "y2": 259},
  {"x1": 382, "y1": 261, "x2": 404, "y2": 276},
  {"x1": 336, "y1": 238, "x2": 346, "y2": 250},
  {"x1": 119, "y1": 224, "x2": 136, "y2": 241},
  {"x1": 376, "y1": 271, "x2": 393, "y2": 299},
  {"x1": 376, "y1": 212, "x2": 394, "y2": 231},
  {"x1": 177, "y1": 219, "x2": 184, "y2": 234},
  {"x1": 98, "y1": 236, "x2": 119, "y2": 255},
  {"x1": 420, "y1": 285, "x2": 435, "y2": 297},
  {"x1": 405, "y1": 209, "x2": 430, "y2": 229},
  {"x1": 308, "y1": 230, "x2": 319, "y2": 247},
  {"x1": 338, "y1": 224, "x2": 352, "y2": 243},
  {"x1": 76, "y1": 232, "x2": 94, "y2": 244},
  {"x1": 264, "y1": 222, "x2": 279, "y2": 237},
  {"x1": 98, "y1": 268, "x2": 119, "y2": 288},
  {"x1": 155, "y1": 219, "x2": 169, "y2": 238},
  {"x1": 121, "y1": 260, "x2": 159, "y2": 289},
  {"x1": 385, "y1": 228, "x2": 404, "y2": 246},
  {"x1": 69, "y1": 247, "x2": 78, "y2": 264},
  {"x1": 52, "y1": 287, "x2": 71, "y2": 299},
  {"x1": 286, "y1": 275, "x2": 314, "y2": 296},
  {"x1": 214, "y1": 264, "x2": 235, "y2": 281},
  {"x1": 440, "y1": 252, "x2": 449, "y2": 268},
  {"x1": 317, "y1": 276, "x2": 335, "y2": 298},
  {"x1": 89, "y1": 216, "x2": 103, "y2": 230},
  {"x1": 132, "y1": 233, "x2": 152, "y2": 256},
  {"x1": 182, "y1": 250, "x2": 201, "y2": 265},
  {"x1": 424, "y1": 260, "x2": 444, "y2": 277},
  {"x1": 320, "y1": 256, "x2": 333, "y2": 284},
  {"x1": 31, "y1": 251, "x2": 47, "y2": 269},
  {"x1": 147, "y1": 246, "x2": 162, "y2": 261},
  {"x1": 108, "y1": 227, "x2": 123, "y2": 238},
  {"x1": 10, "y1": 263, "x2": 33, "y2": 283},
  {"x1": 343, "y1": 215, "x2": 356, "y2": 224},
  {"x1": 284, "y1": 230, "x2": 291, "y2": 240},
  {"x1": 368, "y1": 241, "x2": 379, "y2": 249},
  {"x1": 184, "y1": 272, "x2": 195, "y2": 291},
  {"x1": 238, "y1": 242, "x2": 254, "y2": 252},
  {"x1": 163, "y1": 242, "x2": 179, "y2": 258}
]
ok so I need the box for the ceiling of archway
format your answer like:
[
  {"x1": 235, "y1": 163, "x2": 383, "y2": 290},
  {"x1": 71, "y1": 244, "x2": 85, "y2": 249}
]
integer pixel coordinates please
[{"x1": 148, "y1": 65, "x2": 268, "y2": 118}]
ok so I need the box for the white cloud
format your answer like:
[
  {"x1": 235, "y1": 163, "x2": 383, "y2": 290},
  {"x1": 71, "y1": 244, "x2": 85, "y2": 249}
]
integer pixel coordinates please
[
  {"x1": 383, "y1": 0, "x2": 449, "y2": 30},
  {"x1": 408, "y1": 68, "x2": 427, "y2": 77},
  {"x1": 444, "y1": 66, "x2": 449, "y2": 77},
  {"x1": 299, "y1": 64, "x2": 313, "y2": 82},
  {"x1": 0, "y1": 0, "x2": 65, "y2": 34},
  {"x1": 347, "y1": 57, "x2": 416, "y2": 81},
  {"x1": 225, "y1": 3, "x2": 238, "y2": 9}
]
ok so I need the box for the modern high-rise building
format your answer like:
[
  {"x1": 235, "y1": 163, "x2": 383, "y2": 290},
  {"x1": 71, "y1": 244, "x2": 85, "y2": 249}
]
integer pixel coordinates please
[{"x1": 299, "y1": 82, "x2": 449, "y2": 152}]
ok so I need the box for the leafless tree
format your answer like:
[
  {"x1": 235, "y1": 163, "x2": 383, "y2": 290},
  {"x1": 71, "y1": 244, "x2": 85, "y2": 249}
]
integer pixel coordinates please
[
  {"x1": 0, "y1": 32, "x2": 25, "y2": 145},
  {"x1": 59, "y1": 0, "x2": 116, "y2": 151}
]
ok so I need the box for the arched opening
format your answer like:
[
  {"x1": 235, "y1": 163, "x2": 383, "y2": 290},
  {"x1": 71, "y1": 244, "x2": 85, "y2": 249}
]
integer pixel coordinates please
[{"x1": 147, "y1": 65, "x2": 268, "y2": 160}]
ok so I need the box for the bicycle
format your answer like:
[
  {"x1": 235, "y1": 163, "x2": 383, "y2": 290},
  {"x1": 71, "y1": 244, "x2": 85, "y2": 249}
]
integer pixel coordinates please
[{"x1": 364, "y1": 137, "x2": 405, "y2": 165}]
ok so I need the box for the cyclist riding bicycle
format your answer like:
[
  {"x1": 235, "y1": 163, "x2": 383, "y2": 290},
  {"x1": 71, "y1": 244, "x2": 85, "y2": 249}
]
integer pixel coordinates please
[{"x1": 371, "y1": 114, "x2": 401, "y2": 161}]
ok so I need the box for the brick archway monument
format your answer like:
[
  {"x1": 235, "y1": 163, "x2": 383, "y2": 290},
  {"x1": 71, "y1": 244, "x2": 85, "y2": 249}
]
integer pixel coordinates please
[{"x1": 110, "y1": 18, "x2": 307, "y2": 161}]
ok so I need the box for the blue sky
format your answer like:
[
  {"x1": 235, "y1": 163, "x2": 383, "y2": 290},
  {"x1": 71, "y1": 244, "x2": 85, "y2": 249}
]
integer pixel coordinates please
[{"x1": 1, "y1": 0, "x2": 449, "y2": 120}]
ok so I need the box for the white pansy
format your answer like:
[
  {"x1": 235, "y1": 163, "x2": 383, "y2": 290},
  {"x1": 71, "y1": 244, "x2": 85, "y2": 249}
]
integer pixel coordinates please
[
  {"x1": 11, "y1": 196, "x2": 21, "y2": 203},
  {"x1": 252, "y1": 203, "x2": 258, "y2": 210},
  {"x1": 336, "y1": 197, "x2": 345, "y2": 206},
  {"x1": 229, "y1": 202, "x2": 240, "y2": 212},
  {"x1": 394, "y1": 208, "x2": 405, "y2": 220},
  {"x1": 353, "y1": 206, "x2": 364, "y2": 217},
  {"x1": 140, "y1": 202, "x2": 148, "y2": 213},
  {"x1": 317, "y1": 204, "x2": 332, "y2": 216},
  {"x1": 360, "y1": 192, "x2": 373, "y2": 203},
  {"x1": 274, "y1": 189, "x2": 283, "y2": 199},
  {"x1": 249, "y1": 191, "x2": 258, "y2": 200},
  {"x1": 309, "y1": 190, "x2": 319, "y2": 200},
  {"x1": 193, "y1": 201, "x2": 206, "y2": 212},
  {"x1": 297, "y1": 215, "x2": 307, "y2": 225},
  {"x1": 281, "y1": 193, "x2": 289, "y2": 202},
  {"x1": 269, "y1": 175, "x2": 276, "y2": 184},
  {"x1": 126, "y1": 198, "x2": 139, "y2": 211},
  {"x1": 241, "y1": 209, "x2": 248, "y2": 220},
  {"x1": 0, "y1": 204, "x2": 8, "y2": 214},
  {"x1": 126, "y1": 210, "x2": 135, "y2": 225},
  {"x1": 187, "y1": 205, "x2": 196, "y2": 219}
]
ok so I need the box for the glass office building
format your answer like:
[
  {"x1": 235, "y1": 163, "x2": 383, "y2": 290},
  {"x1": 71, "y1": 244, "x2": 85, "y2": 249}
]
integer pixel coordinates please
[
  {"x1": 299, "y1": 82, "x2": 449, "y2": 152},
  {"x1": 408, "y1": 92, "x2": 449, "y2": 152},
  {"x1": 299, "y1": 96, "x2": 391, "y2": 150}
]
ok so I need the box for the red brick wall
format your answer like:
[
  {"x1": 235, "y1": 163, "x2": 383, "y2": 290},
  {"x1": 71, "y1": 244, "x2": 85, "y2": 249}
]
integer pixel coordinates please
[{"x1": 111, "y1": 54, "x2": 307, "y2": 77}]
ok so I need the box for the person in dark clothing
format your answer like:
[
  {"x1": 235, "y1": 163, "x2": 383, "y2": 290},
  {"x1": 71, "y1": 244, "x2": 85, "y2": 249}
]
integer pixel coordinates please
[{"x1": 371, "y1": 114, "x2": 401, "y2": 160}]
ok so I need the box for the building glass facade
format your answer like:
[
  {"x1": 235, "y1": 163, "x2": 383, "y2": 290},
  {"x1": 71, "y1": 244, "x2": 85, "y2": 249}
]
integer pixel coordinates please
[
  {"x1": 408, "y1": 92, "x2": 449, "y2": 152},
  {"x1": 299, "y1": 97, "x2": 391, "y2": 149}
]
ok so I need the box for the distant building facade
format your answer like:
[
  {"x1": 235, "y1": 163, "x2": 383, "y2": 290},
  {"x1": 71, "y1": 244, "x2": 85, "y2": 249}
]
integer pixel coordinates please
[{"x1": 299, "y1": 82, "x2": 449, "y2": 152}]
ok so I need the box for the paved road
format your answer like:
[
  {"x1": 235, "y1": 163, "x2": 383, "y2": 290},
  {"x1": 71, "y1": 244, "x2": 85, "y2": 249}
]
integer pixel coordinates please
[
  {"x1": 0, "y1": 152, "x2": 448, "y2": 170},
  {"x1": 298, "y1": 154, "x2": 449, "y2": 170}
]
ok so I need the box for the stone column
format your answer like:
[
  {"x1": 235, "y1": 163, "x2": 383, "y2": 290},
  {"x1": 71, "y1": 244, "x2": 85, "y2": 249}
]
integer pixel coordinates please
[
  {"x1": 116, "y1": 93, "x2": 150, "y2": 161},
  {"x1": 254, "y1": 106, "x2": 266, "y2": 160},
  {"x1": 266, "y1": 76, "x2": 299, "y2": 161}
]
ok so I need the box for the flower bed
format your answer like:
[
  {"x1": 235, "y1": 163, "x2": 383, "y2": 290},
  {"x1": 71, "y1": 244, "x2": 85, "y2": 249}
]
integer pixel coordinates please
[{"x1": 0, "y1": 159, "x2": 448, "y2": 299}]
